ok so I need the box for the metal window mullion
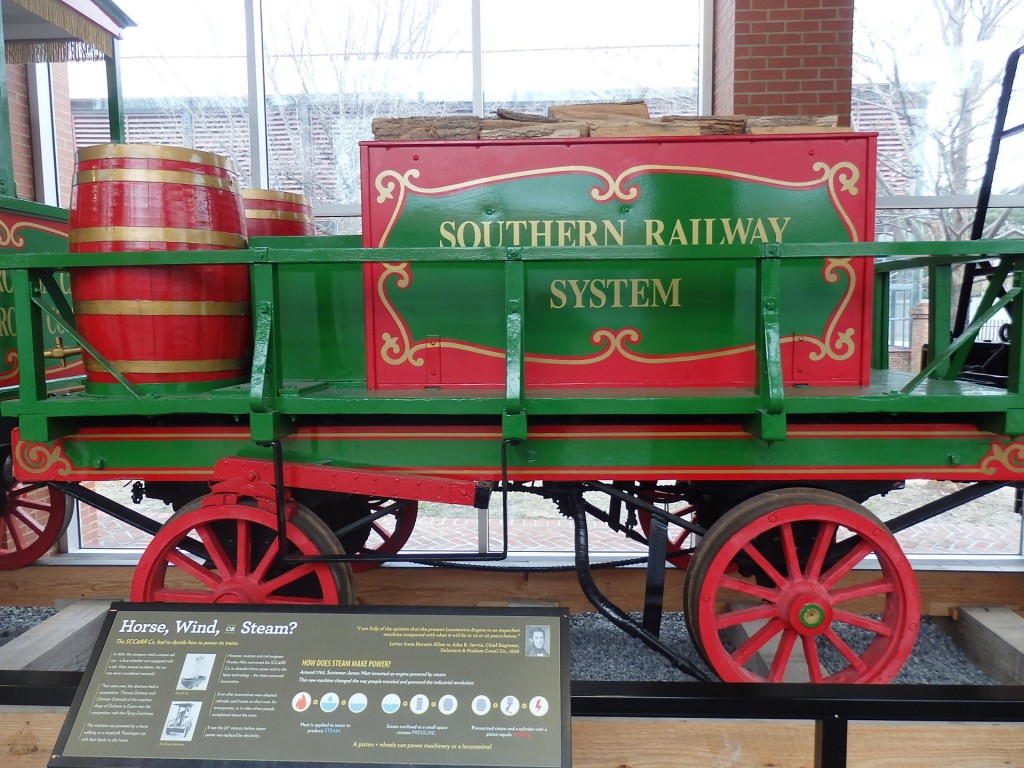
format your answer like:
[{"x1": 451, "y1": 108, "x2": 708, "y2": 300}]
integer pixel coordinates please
[
  {"x1": 245, "y1": 0, "x2": 269, "y2": 188},
  {"x1": 877, "y1": 194, "x2": 1024, "y2": 210},
  {"x1": 698, "y1": 0, "x2": 714, "y2": 115},
  {"x1": 472, "y1": 0, "x2": 483, "y2": 117},
  {"x1": 26, "y1": 63, "x2": 59, "y2": 206}
]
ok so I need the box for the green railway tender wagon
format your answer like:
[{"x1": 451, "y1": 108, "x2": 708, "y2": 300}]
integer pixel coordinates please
[{"x1": 2, "y1": 133, "x2": 1024, "y2": 685}]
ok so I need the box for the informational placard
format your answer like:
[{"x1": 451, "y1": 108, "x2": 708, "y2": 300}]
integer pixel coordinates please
[{"x1": 50, "y1": 603, "x2": 571, "y2": 768}]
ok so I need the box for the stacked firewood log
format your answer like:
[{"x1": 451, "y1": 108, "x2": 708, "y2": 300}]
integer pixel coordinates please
[{"x1": 371, "y1": 101, "x2": 843, "y2": 141}]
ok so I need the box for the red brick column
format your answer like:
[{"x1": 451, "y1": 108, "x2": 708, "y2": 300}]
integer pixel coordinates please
[
  {"x1": 51, "y1": 63, "x2": 76, "y2": 207},
  {"x1": 712, "y1": 0, "x2": 855, "y2": 125},
  {"x1": 6, "y1": 63, "x2": 34, "y2": 199}
]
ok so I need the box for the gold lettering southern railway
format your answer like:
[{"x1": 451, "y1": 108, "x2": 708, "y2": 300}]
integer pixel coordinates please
[
  {"x1": 645, "y1": 217, "x2": 791, "y2": 245},
  {"x1": 549, "y1": 278, "x2": 681, "y2": 309},
  {"x1": 439, "y1": 217, "x2": 791, "y2": 248},
  {"x1": 439, "y1": 219, "x2": 626, "y2": 247}
]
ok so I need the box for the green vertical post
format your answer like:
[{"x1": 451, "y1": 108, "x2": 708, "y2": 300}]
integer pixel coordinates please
[
  {"x1": 872, "y1": 268, "x2": 891, "y2": 370},
  {"x1": 752, "y1": 244, "x2": 786, "y2": 441},
  {"x1": 502, "y1": 248, "x2": 526, "y2": 441},
  {"x1": 927, "y1": 264, "x2": 952, "y2": 379},
  {"x1": 0, "y1": 12, "x2": 18, "y2": 197},
  {"x1": 105, "y1": 39, "x2": 126, "y2": 143},
  {"x1": 12, "y1": 269, "x2": 46, "y2": 404},
  {"x1": 1008, "y1": 269, "x2": 1024, "y2": 395}
]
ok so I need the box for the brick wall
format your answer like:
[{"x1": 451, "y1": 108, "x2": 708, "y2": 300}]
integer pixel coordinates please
[
  {"x1": 713, "y1": 0, "x2": 855, "y2": 125},
  {"x1": 6, "y1": 63, "x2": 34, "y2": 200}
]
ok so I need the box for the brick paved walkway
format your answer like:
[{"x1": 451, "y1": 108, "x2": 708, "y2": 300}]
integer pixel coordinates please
[{"x1": 82, "y1": 507, "x2": 1022, "y2": 557}]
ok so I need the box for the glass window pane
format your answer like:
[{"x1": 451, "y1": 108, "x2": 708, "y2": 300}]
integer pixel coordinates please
[
  {"x1": 481, "y1": 0, "x2": 700, "y2": 117},
  {"x1": 853, "y1": 0, "x2": 1024, "y2": 208},
  {"x1": 261, "y1": 0, "x2": 474, "y2": 205},
  {"x1": 67, "y1": 0, "x2": 252, "y2": 183}
]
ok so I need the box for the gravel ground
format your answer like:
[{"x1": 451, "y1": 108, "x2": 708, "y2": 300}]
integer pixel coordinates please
[
  {"x1": 0, "y1": 606, "x2": 994, "y2": 684},
  {"x1": 570, "y1": 611, "x2": 996, "y2": 684}
]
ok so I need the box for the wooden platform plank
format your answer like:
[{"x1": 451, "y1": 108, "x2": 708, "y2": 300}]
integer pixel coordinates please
[
  {"x1": 1, "y1": 712, "x2": 64, "y2": 768},
  {"x1": 956, "y1": 605, "x2": 1024, "y2": 684},
  {"x1": 2, "y1": 713, "x2": 1022, "y2": 768},
  {"x1": 0, "y1": 565, "x2": 1021, "y2": 618}
]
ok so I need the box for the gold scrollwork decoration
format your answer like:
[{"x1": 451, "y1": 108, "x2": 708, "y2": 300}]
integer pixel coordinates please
[
  {"x1": 377, "y1": 263, "x2": 424, "y2": 367},
  {"x1": 373, "y1": 159, "x2": 866, "y2": 244},
  {"x1": 15, "y1": 440, "x2": 73, "y2": 476},
  {"x1": 803, "y1": 258, "x2": 858, "y2": 362},
  {"x1": 0, "y1": 218, "x2": 68, "y2": 249},
  {"x1": 372, "y1": 166, "x2": 621, "y2": 245},
  {"x1": 0, "y1": 349, "x2": 19, "y2": 384},
  {"x1": 980, "y1": 441, "x2": 1024, "y2": 475}
]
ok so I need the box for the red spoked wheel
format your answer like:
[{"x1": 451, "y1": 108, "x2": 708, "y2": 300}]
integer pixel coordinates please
[
  {"x1": 131, "y1": 496, "x2": 355, "y2": 605},
  {"x1": 343, "y1": 498, "x2": 418, "y2": 573},
  {"x1": 298, "y1": 492, "x2": 418, "y2": 573},
  {"x1": 636, "y1": 489, "x2": 699, "y2": 569},
  {"x1": 0, "y1": 482, "x2": 70, "y2": 570},
  {"x1": 684, "y1": 488, "x2": 919, "y2": 683}
]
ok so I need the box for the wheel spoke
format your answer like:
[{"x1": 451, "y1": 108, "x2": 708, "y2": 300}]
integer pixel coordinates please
[
  {"x1": 740, "y1": 540, "x2": 789, "y2": 590},
  {"x1": 8, "y1": 507, "x2": 46, "y2": 536},
  {"x1": 719, "y1": 574, "x2": 778, "y2": 602},
  {"x1": 833, "y1": 609, "x2": 893, "y2": 637},
  {"x1": 802, "y1": 636, "x2": 825, "y2": 683},
  {"x1": 820, "y1": 538, "x2": 874, "y2": 589},
  {"x1": 823, "y1": 627, "x2": 867, "y2": 672},
  {"x1": 779, "y1": 523, "x2": 802, "y2": 580},
  {"x1": 195, "y1": 523, "x2": 236, "y2": 576},
  {"x1": 369, "y1": 519, "x2": 390, "y2": 543},
  {"x1": 13, "y1": 497, "x2": 57, "y2": 513},
  {"x1": 167, "y1": 549, "x2": 223, "y2": 590},
  {"x1": 250, "y1": 534, "x2": 281, "y2": 583},
  {"x1": 714, "y1": 602, "x2": 778, "y2": 630},
  {"x1": 261, "y1": 563, "x2": 320, "y2": 596},
  {"x1": 6, "y1": 519, "x2": 30, "y2": 550},
  {"x1": 9, "y1": 484, "x2": 46, "y2": 504},
  {"x1": 829, "y1": 577, "x2": 894, "y2": 605},
  {"x1": 235, "y1": 520, "x2": 253, "y2": 578},
  {"x1": 732, "y1": 617, "x2": 785, "y2": 666},
  {"x1": 768, "y1": 629, "x2": 798, "y2": 682},
  {"x1": 804, "y1": 521, "x2": 837, "y2": 581}
]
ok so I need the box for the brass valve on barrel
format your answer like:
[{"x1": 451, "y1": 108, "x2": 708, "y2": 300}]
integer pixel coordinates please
[{"x1": 42, "y1": 336, "x2": 83, "y2": 367}]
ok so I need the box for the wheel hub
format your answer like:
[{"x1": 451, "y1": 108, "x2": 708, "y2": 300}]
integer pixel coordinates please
[
  {"x1": 779, "y1": 583, "x2": 833, "y2": 636},
  {"x1": 214, "y1": 578, "x2": 267, "y2": 603}
]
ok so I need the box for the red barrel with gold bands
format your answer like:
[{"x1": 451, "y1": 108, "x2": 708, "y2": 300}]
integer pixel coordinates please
[
  {"x1": 68, "y1": 143, "x2": 251, "y2": 395},
  {"x1": 242, "y1": 188, "x2": 316, "y2": 237}
]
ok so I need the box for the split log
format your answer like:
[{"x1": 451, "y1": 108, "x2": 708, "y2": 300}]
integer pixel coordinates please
[
  {"x1": 659, "y1": 115, "x2": 747, "y2": 134},
  {"x1": 588, "y1": 120, "x2": 701, "y2": 137},
  {"x1": 746, "y1": 125, "x2": 852, "y2": 134},
  {"x1": 493, "y1": 108, "x2": 558, "y2": 123},
  {"x1": 480, "y1": 120, "x2": 589, "y2": 139},
  {"x1": 547, "y1": 100, "x2": 650, "y2": 121},
  {"x1": 744, "y1": 114, "x2": 840, "y2": 133},
  {"x1": 371, "y1": 116, "x2": 481, "y2": 141}
]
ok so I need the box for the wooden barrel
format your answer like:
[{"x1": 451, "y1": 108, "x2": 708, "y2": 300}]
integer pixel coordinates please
[
  {"x1": 69, "y1": 143, "x2": 250, "y2": 395},
  {"x1": 242, "y1": 189, "x2": 316, "y2": 236}
]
